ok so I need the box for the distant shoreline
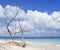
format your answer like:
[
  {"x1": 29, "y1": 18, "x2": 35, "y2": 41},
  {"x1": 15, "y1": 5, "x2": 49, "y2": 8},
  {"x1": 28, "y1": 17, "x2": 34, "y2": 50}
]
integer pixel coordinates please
[
  {"x1": 0, "y1": 36, "x2": 60, "y2": 40},
  {"x1": 0, "y1": 36, "x2": 60, "y2": 38}
]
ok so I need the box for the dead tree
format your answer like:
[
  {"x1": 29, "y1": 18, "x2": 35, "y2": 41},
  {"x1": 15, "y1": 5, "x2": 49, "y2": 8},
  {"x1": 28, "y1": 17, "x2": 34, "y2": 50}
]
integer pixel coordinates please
[{"x1": 5, "y1": 7, "x2": 21, "y2": 41}]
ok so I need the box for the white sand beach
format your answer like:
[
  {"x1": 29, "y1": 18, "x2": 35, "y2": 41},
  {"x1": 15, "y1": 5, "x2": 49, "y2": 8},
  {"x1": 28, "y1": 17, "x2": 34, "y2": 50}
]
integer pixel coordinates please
[{"x1": 0, "y1": 40, "x2": 60, "y2": 50}]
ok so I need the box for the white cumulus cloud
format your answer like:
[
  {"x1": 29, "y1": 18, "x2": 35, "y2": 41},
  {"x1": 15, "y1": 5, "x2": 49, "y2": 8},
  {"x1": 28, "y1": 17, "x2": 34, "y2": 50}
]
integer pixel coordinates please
[{"x1": 0, "y1": 5, "x2": 60, "y2": 37}]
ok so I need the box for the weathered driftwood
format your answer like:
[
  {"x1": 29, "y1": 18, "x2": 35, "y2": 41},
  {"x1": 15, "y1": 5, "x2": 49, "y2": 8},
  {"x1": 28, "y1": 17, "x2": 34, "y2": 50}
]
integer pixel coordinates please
[
  {"x1": 19, "y1": 41, "x2": 26, "y2": 47},
  {"x1": 4, "y1": 41, "x2": 26, "y2": 47}
]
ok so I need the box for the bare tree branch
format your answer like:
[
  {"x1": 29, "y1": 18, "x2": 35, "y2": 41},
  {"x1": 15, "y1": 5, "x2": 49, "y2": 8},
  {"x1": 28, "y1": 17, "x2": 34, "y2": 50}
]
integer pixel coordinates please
[
  {"x1": 6, "y1": 7, "x2": 19, "y2": 41},
  {"x1": 13, "y1": 19, "x2": 21, "y2": 37},
  {"x1": 5, "y1": 7, "x2": 24, "y2": 42},
  {"x1": 19, "y1": 19, "x2": 24, "y2": 41}
]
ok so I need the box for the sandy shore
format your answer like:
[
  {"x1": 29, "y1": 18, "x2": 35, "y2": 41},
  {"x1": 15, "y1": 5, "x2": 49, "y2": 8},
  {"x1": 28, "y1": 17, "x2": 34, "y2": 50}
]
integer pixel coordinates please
[{"x1": 0, "y1": 40, "x2": 60, "y2": 50}]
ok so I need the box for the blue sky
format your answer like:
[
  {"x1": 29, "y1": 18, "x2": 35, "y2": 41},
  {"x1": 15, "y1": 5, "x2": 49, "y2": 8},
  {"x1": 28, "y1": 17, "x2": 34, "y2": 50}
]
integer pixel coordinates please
[
  {"x1": 0, "y1": 0, "x2": 60, "y2": 13},
  {"x1": 0, "y1": 0, "x2": 60, "y2": 37}
]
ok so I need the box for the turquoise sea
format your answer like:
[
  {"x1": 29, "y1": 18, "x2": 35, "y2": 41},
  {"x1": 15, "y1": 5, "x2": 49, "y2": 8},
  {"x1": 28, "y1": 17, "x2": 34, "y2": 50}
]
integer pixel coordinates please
[{"x1": 0, "y1": 37, "x2": 60, "y2": 44}]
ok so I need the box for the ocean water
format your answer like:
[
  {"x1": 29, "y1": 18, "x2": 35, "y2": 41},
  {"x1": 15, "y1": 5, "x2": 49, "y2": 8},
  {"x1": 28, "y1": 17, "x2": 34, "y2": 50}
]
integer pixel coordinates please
[
  {"x1": 0, "y1": 37, "x2": 60, "y2": 44},
  {"x1": 24, "y1": 37, "x2": 60, "y2": 44}
]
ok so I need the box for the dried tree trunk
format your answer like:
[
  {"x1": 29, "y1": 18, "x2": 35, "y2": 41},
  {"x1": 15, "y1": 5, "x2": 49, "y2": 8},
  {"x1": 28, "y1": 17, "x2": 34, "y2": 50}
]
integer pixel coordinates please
[
  {"x1": 6, "y1": 8, "x2": 19, "y2": 41},
  {"x1": 6, "y1": 24, "x2": 14, "y2": 41}
]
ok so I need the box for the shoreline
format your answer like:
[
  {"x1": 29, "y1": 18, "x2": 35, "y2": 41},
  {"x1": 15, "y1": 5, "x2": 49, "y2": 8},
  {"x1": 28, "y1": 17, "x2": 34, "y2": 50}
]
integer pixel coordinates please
[{"x1": 0, "y1": 40, "x2": 60, "y2": 50}]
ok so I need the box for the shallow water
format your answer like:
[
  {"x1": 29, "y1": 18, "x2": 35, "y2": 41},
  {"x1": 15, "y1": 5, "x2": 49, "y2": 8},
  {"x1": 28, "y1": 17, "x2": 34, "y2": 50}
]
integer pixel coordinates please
[{"x1": 0, "y1": 37, "x2": 60, "y2": 44}]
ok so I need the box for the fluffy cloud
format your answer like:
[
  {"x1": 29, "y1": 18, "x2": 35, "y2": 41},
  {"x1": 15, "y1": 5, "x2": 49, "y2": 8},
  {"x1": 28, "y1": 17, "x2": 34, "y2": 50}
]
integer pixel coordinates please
[
  {"x1": 0, "y1": 5, "x2": 4, "y2": 18},
  {"x1": 26, "y1": 10, "x2": 60, "y2": 28},
  {"x1": 0, "y1": 23, "x2": 7, "y2": 36},
  {"x1": 0, "y1": 5, "x2": 60, "y2": 37}
]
